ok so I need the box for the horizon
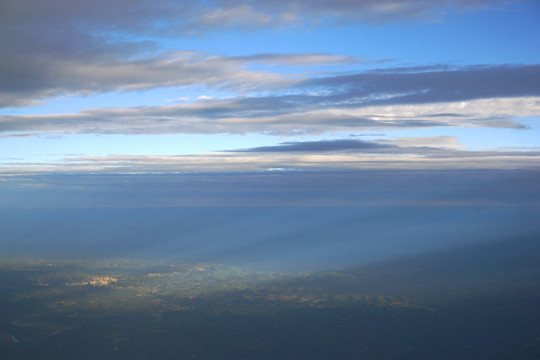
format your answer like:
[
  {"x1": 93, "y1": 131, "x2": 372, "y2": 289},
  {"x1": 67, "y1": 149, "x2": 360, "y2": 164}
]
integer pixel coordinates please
[{"x1": 1, "y1": 1, "x2": 539, "y2": 359}]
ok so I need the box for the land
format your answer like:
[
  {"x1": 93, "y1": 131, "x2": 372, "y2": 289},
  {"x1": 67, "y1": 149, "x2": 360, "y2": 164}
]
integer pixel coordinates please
[{"x1": 0, "y1": 237, "x2": 539, "y2": 360}]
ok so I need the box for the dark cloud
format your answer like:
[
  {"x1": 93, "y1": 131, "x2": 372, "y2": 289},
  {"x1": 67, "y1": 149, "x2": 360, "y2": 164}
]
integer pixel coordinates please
[
  {"x1": 225, "y1": 138, "x2": 540, "y2": 162},
  {"x1": 300, "y1": 64, "x2": 540, "y2": 106},
  {"x1": 230, "y1": 139, "x2": 395, "y2": 152}
]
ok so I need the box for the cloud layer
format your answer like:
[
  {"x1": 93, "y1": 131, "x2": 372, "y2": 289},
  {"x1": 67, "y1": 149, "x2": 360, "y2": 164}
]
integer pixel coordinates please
[
  {"x1": 3, "y1": 136, "x2": 539, "y2": 174},
  {"x1": 2, "y1": 168, "x2": 540, "y2": 208},
  {"x1": 1, "y1": 0, "x2": 515, "y2": 108},
  {"x1": 1, "y1": 0, "x2": 538, "y2": 175},
  {"x1": 2, "y1": 64, "x2": 539, "y2": 135}
]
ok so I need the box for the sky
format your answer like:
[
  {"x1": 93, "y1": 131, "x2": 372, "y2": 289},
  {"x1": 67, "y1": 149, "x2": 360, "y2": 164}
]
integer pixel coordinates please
[
  {"x1": 1, "y1": 1, "x2": 540, "y2": 270},
  {"x1": 1, "y1": 0, "x2": 540, "y2": 173}
]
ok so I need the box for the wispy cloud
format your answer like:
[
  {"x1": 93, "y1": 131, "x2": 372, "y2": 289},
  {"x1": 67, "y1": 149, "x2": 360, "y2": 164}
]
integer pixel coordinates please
[
  {"x1": 0, "y1": 51, "x2": 307, "y2": 108},
  {"x1": 0, "y1": 50, "x2": 366, "y2": 108},
  {"x1": 0, "y1": 97, "x2": 529, "y2": 136},
  {"x1": 3, "y1": 137, "x2": 540, "y2": 175},
  {"x1": 300, "y1": 64, "x2": 540, "y2": 105},
  {"x1": 229, "y1": 53, "x2": 361, "y2": 66},
  {"x1": 1, "y1": 0, "x2": 514, "y2": 108}
]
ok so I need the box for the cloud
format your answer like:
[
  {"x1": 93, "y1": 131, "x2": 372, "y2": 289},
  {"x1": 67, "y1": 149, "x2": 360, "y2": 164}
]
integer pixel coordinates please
[
  {"x1": 230, "y1": 53, "x2": 361, "y2": 66},
  {"x1": 384, "y1": 136, "x2": 464, "y2": 149},
  {"x1": 214, "y1": 0, "x2": 509, "y2": 25},
  {"x1": 6, "y1": 151, "x2": 540, "y2": 174},
  {"x1": 3, "y1": 136, "x2": 540, "y2": 175},
  {"x1": 1, "y1": 93, "x2": 538, "y2": 136},
  {"x1": 0, "y1": 50, "x2": 364, "y2": 108},
  {"x1": 230, "y1": 136, "x2": 466, "y2": 153},
  {"x1": 195, "y1": 4, "x2": 274, "y2": 30},
  {"x1": 300, "y1": 64, "x2": 540, "y2": 106},
  {"x1": 1, "y1": 1, "x2": 538, "y2": 137},
  {"x1": 0, "y1": 0, "x2": 515, "y2": 107},
  {"x1": 1, "y1": 0, "x2": 507, "y2": 42},
  {"x1": 229, "y1": 139, "x2": 395, "y2": 152},
  {"x1": 166, "y1": 97, "x2": 189, "y2": 103},
  {"x1": 0, "y1": 51, "x2": 305, "y2": 108},
  {"x1": 224, "y1": 138, "x2": 540, "y2": 161}
]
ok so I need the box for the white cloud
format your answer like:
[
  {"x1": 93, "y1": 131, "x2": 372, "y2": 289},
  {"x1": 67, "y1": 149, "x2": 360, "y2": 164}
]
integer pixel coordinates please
[
  {"x1": 3, "y1": 147, "x2": 540, "y2": 175},
  {"x1": 1, "y1": 97, "x2": 538, "y2": 136}
]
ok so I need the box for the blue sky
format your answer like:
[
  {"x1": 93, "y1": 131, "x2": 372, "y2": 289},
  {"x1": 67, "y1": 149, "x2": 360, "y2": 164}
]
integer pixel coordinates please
[{"x1": 1, "y1": 0, "x2": 540, "y2": 173}]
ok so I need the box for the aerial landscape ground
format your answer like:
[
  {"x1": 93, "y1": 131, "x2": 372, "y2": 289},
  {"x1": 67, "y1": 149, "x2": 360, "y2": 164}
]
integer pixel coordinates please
[{"x1": 1, "y1": 235, "x2": 539, "y2": 360}]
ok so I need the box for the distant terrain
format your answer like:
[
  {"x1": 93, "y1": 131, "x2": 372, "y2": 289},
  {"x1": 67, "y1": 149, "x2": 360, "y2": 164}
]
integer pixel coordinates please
[{"x1": 1, "y1": 236, "x2": 539, "y2": 360}]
